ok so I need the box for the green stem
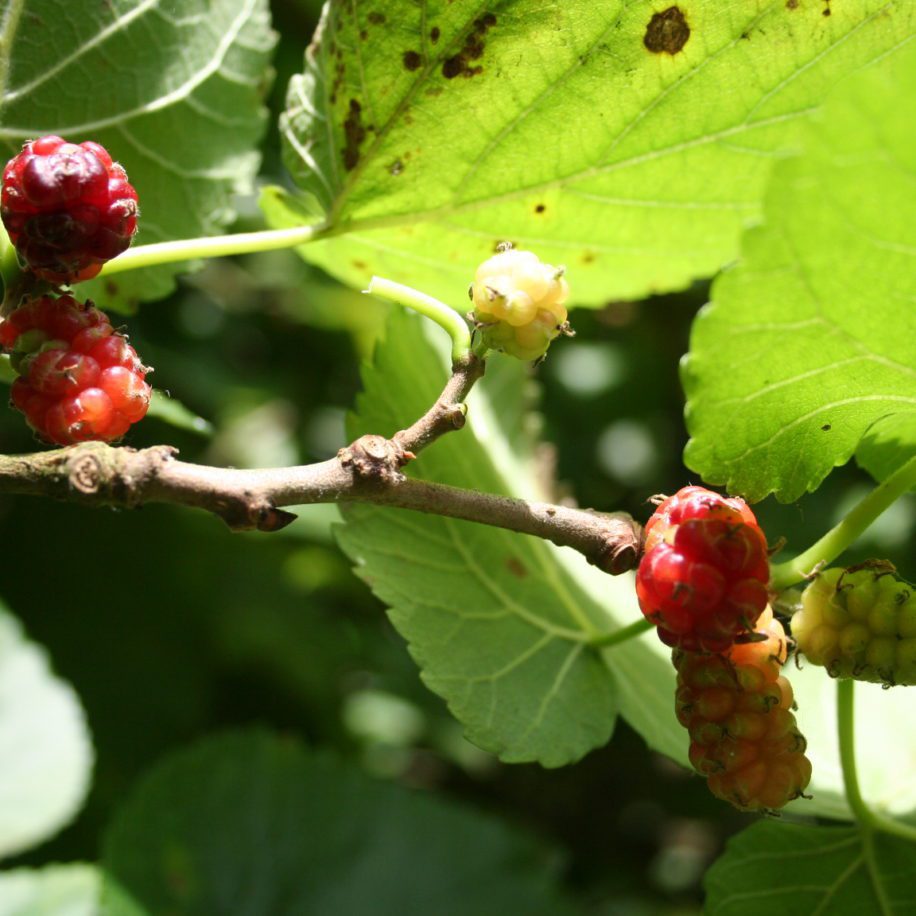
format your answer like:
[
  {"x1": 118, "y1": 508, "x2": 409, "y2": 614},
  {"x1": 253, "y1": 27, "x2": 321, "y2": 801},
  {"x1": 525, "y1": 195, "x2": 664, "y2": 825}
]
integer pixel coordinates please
[
  {"x1": 366, "y1": 276, "x2": 471, "y2": 364},
  {"x1": 590, "y1": 617, "x2": 654, "y2": 649},
  {"x1": 770, "y1": 455, "x2": 916, "y2": 591},
  {"x1": 98, "y1": 224, "x2": 326, "y2": 276},
  {"x1": 837, "y1": 678, "x2": 916, "y2": 844}
]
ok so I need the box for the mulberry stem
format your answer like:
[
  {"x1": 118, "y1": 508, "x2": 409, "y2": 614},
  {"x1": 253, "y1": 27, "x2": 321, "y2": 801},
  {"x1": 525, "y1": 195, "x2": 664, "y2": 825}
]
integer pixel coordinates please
[
  {"x1": 365, "y1": 276, "x2": 472, "y2": 363},
  {"x1": 770, "y1": 455, "x2": 916, "y2": 591},
  {"x1": 837, "y1": 678, "x2": 916, "y2": 844}
]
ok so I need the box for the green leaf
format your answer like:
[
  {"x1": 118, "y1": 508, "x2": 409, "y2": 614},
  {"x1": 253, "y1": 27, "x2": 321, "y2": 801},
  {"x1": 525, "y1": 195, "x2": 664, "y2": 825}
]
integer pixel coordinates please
[
  {"x1": 0, "y1": 604, "x2": 93, "y2": 859},
  {"x1": 0, "y1": 0, "x2": 277, "y2": 310},
  {"x1": 273, "y1": 0, "x2": 914, "y2": 305},
  {"x1": 0, "y1": 865, "x2": 99, "y2": 916},
  {"x1": 790, "y1": 663, "x2": 916, "y2": 821},
  {"x1": 336, "y1": 308, "x2": 683, "y2": 767},
  {"x1": 705, "y1": 821, "x2": 916, "y2": 915},
  {"x1": 146, "y1": 390, "x2": 213, "y2": 438},
  {"x1": 683, "y1": 42, "x2": 916, "y2": 502},
  {"x1": 856, "y1": 412, "x2": 916, "y2": 488},
  {"x1": 102, "y1": 730, "x2": 577, "y2": 916}
]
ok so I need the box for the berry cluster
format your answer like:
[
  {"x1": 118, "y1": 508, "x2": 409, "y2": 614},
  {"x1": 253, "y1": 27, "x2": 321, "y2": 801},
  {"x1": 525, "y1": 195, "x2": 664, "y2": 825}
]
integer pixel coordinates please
[
  {"x1": 636, "y1": 486, "x2": 770, "y2": 652},
  {"x1": 2, "y1": 135, "x2": 138, "y2": 283},
  {"x1": 469, "y1": 245, "x2": 570, "y2": 361},
  {"x1": 793, "y1": 564, "x2": 916, "y2": 687},
  {"x1": 1, "y1": 294, "x2": 151, "y2": 444},
  {"x1": 2, "y1": 137, "x2": 148, "y2": 444},
  {"x1": 675, "y1": 607, "x2": 811, "y2": 810},
  {"x1": 637, "y1": 486, "x2": 811, "y2": 811}
]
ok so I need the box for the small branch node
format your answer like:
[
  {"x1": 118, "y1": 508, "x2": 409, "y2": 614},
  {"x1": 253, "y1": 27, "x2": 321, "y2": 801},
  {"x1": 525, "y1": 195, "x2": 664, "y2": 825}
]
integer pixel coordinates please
[
  {"x1": 587, "y1": 514, "x2": 644, "y2": 575},
  {"x1": 68, "y1": 451, "x2": 104, "y2": 495},
  {"x1": 338, "y1": 434, "x2": 410, "y2": 482}
]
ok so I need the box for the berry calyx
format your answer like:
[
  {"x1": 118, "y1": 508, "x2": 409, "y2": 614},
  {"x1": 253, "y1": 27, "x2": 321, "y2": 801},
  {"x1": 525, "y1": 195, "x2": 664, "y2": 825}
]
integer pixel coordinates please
[
  {"x1": 1, "y1": 136, "x2": 138, "y2": 283},
  {"x1": 674, "y1": 607, "x2": 812, "y2": 811},
  {"x1": 1, "y1": 294, "x2": 150, "y2": 444},
  {"x1": 636, "y1": 487, "x2": 770, "y2": 652},
  {"x1": 470, "y1": 245, "x2": 570, "y2": 360},
  {"x1": 792, "y1": 563, "x2": 916, "y2": 687}
]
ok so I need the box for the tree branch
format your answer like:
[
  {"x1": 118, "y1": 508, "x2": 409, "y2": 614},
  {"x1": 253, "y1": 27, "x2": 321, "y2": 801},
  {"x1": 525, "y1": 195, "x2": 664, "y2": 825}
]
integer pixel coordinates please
[
  {"x1": 0, "y1": 353, "x2": 642, "y2": 573},
  {"x1": 0, "y1": 440, "x2": 642, "y2": 574}
]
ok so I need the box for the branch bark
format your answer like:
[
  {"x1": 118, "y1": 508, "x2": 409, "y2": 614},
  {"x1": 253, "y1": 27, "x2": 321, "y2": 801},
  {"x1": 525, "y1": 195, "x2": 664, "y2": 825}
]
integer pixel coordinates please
[
  {"x1": 0, "y1": 441, "x2": 642, "y2": 574},
  {"x1": 0, "y1": 353, "x2": 643, "y2": 574}
]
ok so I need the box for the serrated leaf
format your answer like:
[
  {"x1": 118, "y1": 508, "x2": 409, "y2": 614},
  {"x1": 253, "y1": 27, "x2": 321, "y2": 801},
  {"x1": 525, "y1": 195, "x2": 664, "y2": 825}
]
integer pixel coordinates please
[
  {"x1": 0, "y1": 604, "x2": 93, "y2": 859},
  {"x1": 683, "y1": 42, "x2": 916, "y2": 502},
  {"x1": 0, "y1": 865, "x2": 99, "y2": 916},
  {"x1": 856, "y1": 412, "x2": 916, "y2": 487},
  {"x1": 705, "y1": 821, "x2": 916, "y2": 915},
  {"x1": 336, "y1": 308, "x2": 682, "y2": 767},
  {"x1": 102, "y1": 730, "x2": 577, "y2": 916},
  {"x1": 0, "y1": 0, "x2": 277, "y2": 310},
  {"x1": 272, "y1": 0, "x2": 914, "y2": 305}
]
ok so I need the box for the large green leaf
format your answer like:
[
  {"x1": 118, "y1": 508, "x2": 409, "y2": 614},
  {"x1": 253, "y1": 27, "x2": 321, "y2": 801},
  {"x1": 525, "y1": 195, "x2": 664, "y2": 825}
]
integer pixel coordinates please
[
  {"x1": 337, "y1": 311, "x2": 913, "y2": 816},
  {"x1": 0, "y1": 604, "x2": 93, "y2": 859},
  {"x1": 0, "y1": 0, "x2": 276, "y2": 309},
  {"x1": 0, "y1": 865, "x2": 99, "y2": 916},
  {"x1": 705, "y1": 822, "x2": 916, "y2": 915},
  {"x1": 270, "y1": 0, "x2": 914, "y2": 305},
  {"x1": 102, "y1": 730, "x2": 577, "y2": 916},
  {"x1": 337, "y1": 307, "x2": 683, "y2": 767},
  {"x1": 683, "y1": 41, "x2": 916, "y2": 502}
]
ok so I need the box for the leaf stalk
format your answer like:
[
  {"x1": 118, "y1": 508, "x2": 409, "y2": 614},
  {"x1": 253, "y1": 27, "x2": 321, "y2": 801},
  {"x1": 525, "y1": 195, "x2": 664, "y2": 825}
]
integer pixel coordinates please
[
  {"x1": 770, "y1": 455, "x2": 916, "y2": 591},
  {"x1": 365, "y1": 276, "x2": 471, "y2": 364},
  {"x1": 837, "y1": 678, "x2": 916, "y2": 844},
  {"x1": 98, "y1": 223, "x2": 328, "y2": 276}
]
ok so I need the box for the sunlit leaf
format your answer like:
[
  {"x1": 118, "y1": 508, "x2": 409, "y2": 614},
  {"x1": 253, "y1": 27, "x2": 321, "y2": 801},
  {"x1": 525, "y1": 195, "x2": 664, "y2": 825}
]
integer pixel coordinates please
[
  {"x1": 273, "y1": 0, "x2": 914, "y2": 305},
  {"x1": 0, "y1": 865, "x2": 99, "y2": 916},
  {"x1": 683, "y1": 42, "x2": 916, "y2": 502},
  {"x1": 0, "y1": 604, "x2": 93, "y2": 858}
]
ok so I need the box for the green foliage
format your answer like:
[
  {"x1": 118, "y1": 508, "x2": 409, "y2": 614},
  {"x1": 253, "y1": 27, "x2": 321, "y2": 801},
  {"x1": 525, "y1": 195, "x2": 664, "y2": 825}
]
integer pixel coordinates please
[
  {"x1": 273, "y1": 0, "x2": 914, "y2": 305},
  {"x1": 0, "y1": 0, "x2": 914, "y2": 910},
  {"x1": 145, "y1": 390, "x2": 213, "y2": 438},
  {"x1": 337, "y1": 309, "x2": 685, "y2": 767},
  {"x1": 0, "y1": 604, "x2": 93, "y2": 859},
  {"x1": 683, "y1": 43, "x2": 916, "y2": 502},
  {"x1": 857, "y1": 413, "x2": 916, "y2": 489},
  {"x1": 0, "y1": 865, "x2": 99, "y2": 916},
  {"x1": 787, "y1": 663, "x2": 916, "y2": 820},
  {"x1": 705, "y1": 821, "x2": 916, "y2": 915},
  {"x1": 102, "y1": 730, "x2": 576, "y2": 916},
  {"x1": 0, "y1": 0, "x2": 277, "y2": 309}
]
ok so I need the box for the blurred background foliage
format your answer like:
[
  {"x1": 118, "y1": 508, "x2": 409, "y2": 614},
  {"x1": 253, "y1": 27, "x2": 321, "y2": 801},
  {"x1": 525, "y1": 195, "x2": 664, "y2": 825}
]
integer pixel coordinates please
[{"x1": 1, "y1": 1, "x2": 912, "y2": 913}]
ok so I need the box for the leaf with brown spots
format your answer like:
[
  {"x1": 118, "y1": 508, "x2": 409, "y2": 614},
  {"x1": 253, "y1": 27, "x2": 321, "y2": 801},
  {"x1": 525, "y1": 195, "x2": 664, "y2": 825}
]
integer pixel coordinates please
[{"x1": 272, "y1": 0, "x2": 915, "y2": 306}]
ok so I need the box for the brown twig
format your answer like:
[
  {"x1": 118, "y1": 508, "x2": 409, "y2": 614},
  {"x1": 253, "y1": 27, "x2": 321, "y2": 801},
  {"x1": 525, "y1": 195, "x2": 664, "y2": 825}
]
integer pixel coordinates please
[
  {"x1": 0, "y1": 441, "x2": 642, "y2": 573},
  {"x1": 0, "y1": 354, "x2": 642, "y2": 573}
]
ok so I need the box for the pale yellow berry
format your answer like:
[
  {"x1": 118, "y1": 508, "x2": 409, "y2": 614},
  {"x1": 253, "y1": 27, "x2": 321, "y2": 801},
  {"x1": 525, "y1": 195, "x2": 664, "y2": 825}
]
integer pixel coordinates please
[{"x1": 471, "y1": 246, "x2": 570, "y2": 361}]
